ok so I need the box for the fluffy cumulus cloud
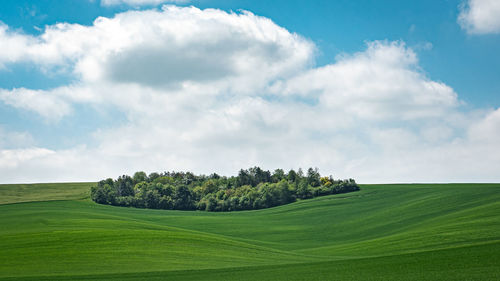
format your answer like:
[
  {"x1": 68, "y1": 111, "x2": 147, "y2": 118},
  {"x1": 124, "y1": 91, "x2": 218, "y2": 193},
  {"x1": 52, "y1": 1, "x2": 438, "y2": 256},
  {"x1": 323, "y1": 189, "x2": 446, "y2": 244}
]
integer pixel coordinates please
[
  {"x1": 458, "y1": 0, "x2": 500, "y2": 34},
  {"x1": 0, "y1": 6, "x2": 499, "y2": 183},
  {"x1": 0, "y1": 6, "x2": 313, "y2": 90},
  {"x1": 272, "y1": 41, "x2": 459, "y2": 121}
]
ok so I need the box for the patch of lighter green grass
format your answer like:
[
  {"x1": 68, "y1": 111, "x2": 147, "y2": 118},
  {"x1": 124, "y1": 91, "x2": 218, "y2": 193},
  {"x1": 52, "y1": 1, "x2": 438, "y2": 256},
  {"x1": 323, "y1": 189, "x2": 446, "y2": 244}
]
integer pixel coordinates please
[{"x1": 0, "y1": 182, "x2": 94, "y2": 205}]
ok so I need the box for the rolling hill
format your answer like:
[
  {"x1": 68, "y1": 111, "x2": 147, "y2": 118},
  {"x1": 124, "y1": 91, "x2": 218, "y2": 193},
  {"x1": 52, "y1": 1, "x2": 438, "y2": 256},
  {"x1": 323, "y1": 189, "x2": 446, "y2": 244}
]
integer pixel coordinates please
[{"x1": 0, "y1": 183, "x2": 499, "y2": 280}]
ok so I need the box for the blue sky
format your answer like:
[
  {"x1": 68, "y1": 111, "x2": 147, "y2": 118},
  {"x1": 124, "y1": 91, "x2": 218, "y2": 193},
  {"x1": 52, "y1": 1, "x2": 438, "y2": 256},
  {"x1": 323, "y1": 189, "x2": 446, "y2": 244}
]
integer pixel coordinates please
[
  {"x1": 0, "y1": 0, "x2": 499, "y2": 183},
  {"x1": 1, "y1": 0, "x2": 499, "y2": 106}
]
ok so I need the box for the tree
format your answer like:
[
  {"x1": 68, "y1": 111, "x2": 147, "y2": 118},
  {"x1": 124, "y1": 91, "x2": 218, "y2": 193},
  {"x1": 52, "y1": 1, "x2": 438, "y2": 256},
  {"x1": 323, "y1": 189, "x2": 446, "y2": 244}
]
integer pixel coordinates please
[
  {"x1": 204, "y1": 194, "x2": 218, "y2": 211},
  {"x1": 307, "y1": 167, "x2": 321, "y2": 187},
  {"x1": 297, "y1": 168, "x2": 304, "y2": 178},
  {"x1": 174, "y1": 185, "x2": 193, "y2": 210},
  {"x1": 183, "y1": 172, "x2": 196, "y2": 185},
  {"x1": 115, "y1": 175, "x2": 134, "y2": 197},
  {"x1": 158, "y1": 196, "x2": 173, "y2": 209},
  {"x1": 91, "y1": 167, "x2": 359, "y2": 212},
  {"x1": 287, "y1": 169, "x2": 298, "y2": 183},
  {"x1": 145, "y1": 189, "x2": 160, "y2": 209},
  {"x1": 249, "y1": 166, "x2": 271, "y2": 185},
  {"x1": 200, "y1": 179, "x2": 218, "y2": 196},
  {"x1": 297, "y1": 178, "x2": 312, "y2": 199},
  {"x1": 238, "y1": 195, "x2": 251, "y2": 210},
  {"x1": 209, "y1": 173, "x2": 220, "y2": 179},
  {"x1": 237, "y1": 169, "x2": 251, "y2": 186},
  {"x1": 133, "y1": 171, "x2": 147, "y2": 183},
  {"x1": 91, "y1": 183, "x2": 117, "y2": 205},
  {"x1": 160, "y1": 184, "x2": 174, "y2": 197},
  {"x1": 320, "y1": 176, "x2": 332, "y2": 186},
  {"x1": 91, "y1": 185, "x2": 107, "y2": 204},
  {"x1": 276, "y1": 179, "x2": 294, "y2": 204},
  {"x1": 271, "y1": 169, "x2": 285, "y2": 183},
  {"x1": 148, "y1": 172, "x2": 160, "y2": 182}
]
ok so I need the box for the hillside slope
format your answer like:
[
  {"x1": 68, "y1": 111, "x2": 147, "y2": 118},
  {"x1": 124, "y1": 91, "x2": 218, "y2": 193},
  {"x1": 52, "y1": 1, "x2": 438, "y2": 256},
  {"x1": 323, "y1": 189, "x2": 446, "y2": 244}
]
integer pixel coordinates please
[
  {"x1": 0, "y1": 183, "x2": 499, "y2": 280},
  {"x1": 0, "y1": 182, "x2": 93, "y2": 205}
]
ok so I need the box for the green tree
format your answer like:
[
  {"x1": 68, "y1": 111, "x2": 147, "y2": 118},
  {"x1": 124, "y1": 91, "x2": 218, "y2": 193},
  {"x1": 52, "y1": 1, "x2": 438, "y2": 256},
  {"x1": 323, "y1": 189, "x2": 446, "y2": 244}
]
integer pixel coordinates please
[
  {"x1": 271, "y1": 169, "x2": 285, "y2": 183},
  {"x1": 133, "y1": 171, "x2": 147, "y2": 183},
  {"x1": 115, "y1": 175, "x2": 134, "y2": 197},
  {"x1": 91, "y1": 167, "x2": 359, "y2": 212},
  {"x1": 287, "y1": 169, "x2": 298, "y2": 183},
  {"x1": 148, "y1": 172, "x2": 160, "y2": 182},
  {"x1": 297, "y1": 178, "x2": 312, "y2": 199},
  {"x1": 174, "y1": 185, "x2": 193, "y2": 210},
  {"x1": 307, "y1": 167, "x2": 321, "y2": 187},
  {"x1": 276, "y1": 179, "x2": 294, "y2": 204}
]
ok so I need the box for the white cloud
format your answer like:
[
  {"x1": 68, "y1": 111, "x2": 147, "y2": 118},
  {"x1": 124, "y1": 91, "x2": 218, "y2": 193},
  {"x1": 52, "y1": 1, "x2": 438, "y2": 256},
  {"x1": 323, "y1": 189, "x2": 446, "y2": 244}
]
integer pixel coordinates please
[
  {"x1": 0, "y1": 148, "x2": 55, "y2": 169},
  {"x1": 0, "y1": 88, "x2": 72, "y2": 121},
  {"x1": 0, "y1": 128, "x2": 35, "y2": 149},
  {"x1": 0, "y1": 6, "x2": 499, "y2": 183},
  {"x1": 468, "y1": 108, "x2": 500, "y2": 142},
  {"x1": 0, "y1": 6, "x2": 313, "y2": 91},
  {"x1": 458, "y1": 0, "x2": 500, "y2": 34},
  {"x1": 101, "y1": 0, "x2": 189, "y2": 7},
  {"x1": 273, "y1": 41, "x2": 459, "y2": 121},
  {"x1": 0, "y1": 23, "x2": 35, "y2": 68}
]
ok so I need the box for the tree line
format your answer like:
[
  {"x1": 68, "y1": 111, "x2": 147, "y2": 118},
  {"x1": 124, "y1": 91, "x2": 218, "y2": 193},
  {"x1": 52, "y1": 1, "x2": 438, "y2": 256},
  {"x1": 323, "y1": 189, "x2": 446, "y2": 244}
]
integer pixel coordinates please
[{"x1": 91, "y1": 167, "x2": 359, "y2": 212}]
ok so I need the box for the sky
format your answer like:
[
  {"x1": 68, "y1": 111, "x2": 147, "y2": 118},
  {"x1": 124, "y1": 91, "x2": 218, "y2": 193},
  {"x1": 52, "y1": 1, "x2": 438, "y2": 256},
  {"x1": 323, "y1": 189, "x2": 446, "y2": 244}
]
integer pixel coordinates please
[{"x1": 0, "y1": 0, "x2": 499, "y2": 183}]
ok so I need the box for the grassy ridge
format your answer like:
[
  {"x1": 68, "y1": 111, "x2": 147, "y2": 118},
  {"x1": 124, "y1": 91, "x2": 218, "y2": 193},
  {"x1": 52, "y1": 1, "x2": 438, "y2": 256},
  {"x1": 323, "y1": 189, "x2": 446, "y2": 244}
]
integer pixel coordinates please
[
  {"x1": 0, "y1": 183, "x2": 499, "y2": 280},
  {"x1": 0, "y1": 182, "x2": 93, "y2": 205}
]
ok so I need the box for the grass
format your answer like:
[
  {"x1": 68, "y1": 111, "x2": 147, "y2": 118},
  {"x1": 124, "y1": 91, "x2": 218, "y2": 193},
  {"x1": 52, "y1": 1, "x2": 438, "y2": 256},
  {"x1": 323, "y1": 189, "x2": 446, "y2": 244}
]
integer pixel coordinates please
[
  {"x1": 0, "y1": 183, "x2": 499, "y2": 280},
  {"x1": 0, "y1": 182, "x2": 93, "y2": 205}
]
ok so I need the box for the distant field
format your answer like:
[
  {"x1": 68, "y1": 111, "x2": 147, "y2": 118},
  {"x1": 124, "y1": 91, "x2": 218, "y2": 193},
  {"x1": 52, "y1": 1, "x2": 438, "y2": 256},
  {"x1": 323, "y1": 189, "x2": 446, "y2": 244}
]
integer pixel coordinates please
[
  {"x1": 0, "y1": 182, "x2": 94, "y2": 204},
  {"x1": 1, "y1": 183, "x2": 499, "y2": 280}
]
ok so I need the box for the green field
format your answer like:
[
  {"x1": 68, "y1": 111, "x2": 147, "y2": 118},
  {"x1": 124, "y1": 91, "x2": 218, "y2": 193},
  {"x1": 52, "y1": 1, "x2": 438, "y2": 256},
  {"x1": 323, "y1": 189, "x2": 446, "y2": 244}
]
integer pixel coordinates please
[
  {"x1": 1, "y1": 183, "x2": 499, "y2": 280},
  {"x1": 0, "y1": 182, "x2": 93, "y2": 205}
]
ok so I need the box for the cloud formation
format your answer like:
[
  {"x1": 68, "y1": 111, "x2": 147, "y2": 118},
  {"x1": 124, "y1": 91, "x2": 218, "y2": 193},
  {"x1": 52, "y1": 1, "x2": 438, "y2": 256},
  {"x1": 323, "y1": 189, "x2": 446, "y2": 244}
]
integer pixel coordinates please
[
  {"x1": 0, "y1": 6, "x2": 499, "y2": 183},
  {"x1": 273, "y1": 41, "x2": 459, "y2": 121},
  {"x1": 458, "y1": 0, "x2": 500, "y2": 34},
  {"x1": 0, "y1": 88, "x2": 72, "y2": 121},
  {"x1": 0, "y1": 6, "x2": 313, "y2": 89}
]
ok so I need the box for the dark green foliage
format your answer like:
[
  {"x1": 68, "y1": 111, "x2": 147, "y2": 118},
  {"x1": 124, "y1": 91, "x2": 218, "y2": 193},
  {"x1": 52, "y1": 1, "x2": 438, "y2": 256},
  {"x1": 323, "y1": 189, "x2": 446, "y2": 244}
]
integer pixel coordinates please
[
  {"x1": 132, "y1": 171, "x2": 147, "y2": 183},
  {"x1": 90, "y1": 167, "x2": 359, "y2": 211},
  {"x1": 307, "y1": 167, "x2": 321, "y2": 187},
  {"x1": 271, "y1": 169, "x2": 285, "y2": 183}
]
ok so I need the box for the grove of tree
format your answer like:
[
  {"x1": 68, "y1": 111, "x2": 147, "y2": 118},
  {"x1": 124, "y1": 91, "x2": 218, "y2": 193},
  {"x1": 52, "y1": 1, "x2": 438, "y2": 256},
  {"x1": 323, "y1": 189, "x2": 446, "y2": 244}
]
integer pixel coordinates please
[{"x1": 91, "y1": 167, "x2": 359, "y2": 211}]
